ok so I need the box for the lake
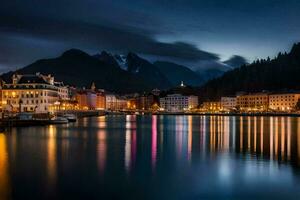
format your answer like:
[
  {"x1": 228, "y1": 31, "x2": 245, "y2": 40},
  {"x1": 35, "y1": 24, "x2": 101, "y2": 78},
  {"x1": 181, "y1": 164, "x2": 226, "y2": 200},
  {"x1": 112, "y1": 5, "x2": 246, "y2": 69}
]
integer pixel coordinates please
[{"x1": 1, "y1": 115, "x2": 300, "y2": 199}]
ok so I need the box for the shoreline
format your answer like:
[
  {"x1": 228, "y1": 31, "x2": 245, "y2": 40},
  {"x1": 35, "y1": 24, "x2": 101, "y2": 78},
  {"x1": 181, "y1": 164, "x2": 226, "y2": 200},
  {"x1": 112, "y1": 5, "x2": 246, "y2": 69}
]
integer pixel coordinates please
[
  {"x1": 107, "y1": 111, "x2": 300, "y2": 117},
  {"x1": 156, "y1": 112, "x2": 300, "y2": 117},
  {"x1": 2, "y1": 111, "x2": 300, "y2": 130},
  {"x1": 0, "y1": 110, "x2": 105, "y2": 129}
]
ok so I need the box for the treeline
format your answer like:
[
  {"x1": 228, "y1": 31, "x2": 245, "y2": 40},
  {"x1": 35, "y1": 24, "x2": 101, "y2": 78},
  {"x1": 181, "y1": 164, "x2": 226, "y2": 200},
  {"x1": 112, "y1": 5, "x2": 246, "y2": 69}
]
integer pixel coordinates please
[{"x1": 198, "y1": 43, "x2": 300, "y2": 102}]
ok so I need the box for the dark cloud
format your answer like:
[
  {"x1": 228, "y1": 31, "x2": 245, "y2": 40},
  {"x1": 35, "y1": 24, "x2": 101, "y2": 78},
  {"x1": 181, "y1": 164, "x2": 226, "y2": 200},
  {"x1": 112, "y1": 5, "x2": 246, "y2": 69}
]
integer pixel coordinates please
[
  {"x1": 0, "y1": 0, "x2": 299, "y2": 72},
  {"x1": 0, "y1": 13, "x2": 218, "y2": 71}
]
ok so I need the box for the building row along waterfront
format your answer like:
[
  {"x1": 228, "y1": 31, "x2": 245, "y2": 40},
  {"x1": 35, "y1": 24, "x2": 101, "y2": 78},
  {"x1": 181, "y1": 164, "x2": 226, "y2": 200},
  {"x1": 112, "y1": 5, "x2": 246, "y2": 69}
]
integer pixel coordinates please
[
  {"x1": 0, "y1": 74, "x2": 165, "y2": 113},
  {"x1": 202, "y1": 91, "x2": 300, "y2": 112}
]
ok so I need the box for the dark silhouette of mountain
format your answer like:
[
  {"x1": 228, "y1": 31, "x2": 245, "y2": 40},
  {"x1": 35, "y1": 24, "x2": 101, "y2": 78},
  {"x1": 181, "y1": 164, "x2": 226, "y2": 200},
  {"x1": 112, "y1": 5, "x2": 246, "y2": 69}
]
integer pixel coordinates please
[
  {"x1": 125, "y1": 53, "x2": 171, "y2": 89},
  {"x1": 199, "y1": 43, "x2": 300, "y2": 102},
  {"x1": 224, "y1": 55, "x2": 249, "y2": 69},
  {"x1": 153, "y1": 61, "x2": 203, "y2": 86},
  {"x1": 1, "y1": 48, "x2": 249, "y2": 93},
  {"x1": 1, "y1": 49, "x2": 158, "y2": 93},
  {"x1": 93, "y1": 51, "x2": 120, "y2": 67},
  {"x1": 193, "y1": 56, "x2": 248, "y2": 82},
  {"x1": 196, "y1": 68, "x2": 226, "y2": 82}
]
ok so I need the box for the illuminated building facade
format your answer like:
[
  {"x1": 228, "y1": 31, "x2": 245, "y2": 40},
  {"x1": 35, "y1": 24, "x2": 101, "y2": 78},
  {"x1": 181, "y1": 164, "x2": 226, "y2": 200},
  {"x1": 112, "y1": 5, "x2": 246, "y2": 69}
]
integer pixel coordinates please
[
  {"x1": 76, "y1": 90, "x2": 97, "y2": 110},
  {"x1": 202, "y1": 101, "x2": 222, "y2": 112},
  {"x1": 269, "y1": 93, "x2": 300, "y2": 111},
  {"x1": 0, "y1": 85, "x2": 2, "y2": 111},
  {"x1": 76, "y1": 83, "x2": 106, "y2": 110},
  {"x1": 2, "y1": 73, "x2": 59, "y2": 113},
  {"x1": 236, "y1": 93, "x2": 269, "y2": 111},
  {"x1": 135, "y1": 93, "x2": 158, "y2": 110},
  {"x1": 105, "y1": 93, "x2": 127, "y2": 110},
  {"x1": 96, "y1": 90, "x2": 106, "y2": 110},
  {"x1": 160, "y1": 94, "x2": 198, "y2": 112},
  {"x1": 221, "y1": 97, "x2": 236, "y2": 111},
  {"x1": 105, "y1": 93, "x2": 117, "y2": 110},
  {"x1": 54, "y1": 82, "x2": 69, "y2": 100}
]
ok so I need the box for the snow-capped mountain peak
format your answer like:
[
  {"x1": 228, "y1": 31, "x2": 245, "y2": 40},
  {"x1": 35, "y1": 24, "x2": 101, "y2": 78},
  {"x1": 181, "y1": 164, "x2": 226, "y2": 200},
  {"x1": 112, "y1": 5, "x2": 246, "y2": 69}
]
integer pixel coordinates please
[{"x1": 114, "y1": 54, "x2": 127, "y2": 71}]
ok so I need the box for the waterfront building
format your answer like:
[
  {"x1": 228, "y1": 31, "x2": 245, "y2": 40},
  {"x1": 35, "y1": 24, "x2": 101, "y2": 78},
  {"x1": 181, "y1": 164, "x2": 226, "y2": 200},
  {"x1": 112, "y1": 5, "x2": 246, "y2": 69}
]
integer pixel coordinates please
[
  {"x1": 96, "y1": 90, "x2": 106, "y2": 110},
  {"x1": 76, "y1": 91, "x2": 88, "y2": 110},
  {"x1": 75, "y1": 83, "x2": 106, "y2": 110},
  {"x1": 105, "y1": 93, "x2": 128, "y2": 110},
  {"x1": 116, "y1": 97, "x2": 127, "y2": 110},
  {"x1": 134, "y1": 92, "x2": 159, "y2": 111},
  {"x1": 269, "y1": 92, "x2": 300, "y2": 111},
  {"x1": 1, "y1": 73, "x2": 59, "y2": 113},
  {"x1": 54, "y1": 82, "x2": 70, "y2": 100},
  {"x1": 236, "y1": 93, "x2": 269, "y2": 111},
  {"x1": 160, "y1": 94, "x2": 198, "y2": 112},
  {"x1": 105, "y1": 93, "x2": 117, "y2": 110},
  {"x1": 137, "y1": 95, "x2": 147, "y2": 110},
  {"x1": 0, "y1": 90, "x2": 2, "y2": 111},
  {"x1": 202, "y1": 101, "x2": 222, "y2": 112},
  {"x1": 127, "y1": 98, "x2": 137, "y2": 110},
  {"x1": 76, "y1": 90, "x2": 97, "y2": 110},
  {"x1": 221, "y1": 97, "x2": 237, "y2": 111}
]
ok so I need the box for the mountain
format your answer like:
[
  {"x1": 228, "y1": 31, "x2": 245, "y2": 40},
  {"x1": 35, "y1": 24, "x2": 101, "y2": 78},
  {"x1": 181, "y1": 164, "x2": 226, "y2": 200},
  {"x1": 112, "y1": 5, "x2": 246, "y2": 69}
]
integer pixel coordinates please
[
  {"x1": 196, "y1": 68, "x2": 226, "y2": 82},
  {"x1": 1, "y1": 48, "x2": 249, "y2": 93},
  {"x1": 192, "y1": 56, "x2": 248, "y2": 82},
  {"x1": 223, "y1": 55, "x2": 249, "y2": 69},
  {"x1": 1, "y1": 49, "x2": 167, "y2": 93},
  {"x1": 125, "y1": 53, "x2": 171, "y2": 88},
  {"x1": 93, "y1": 51, "x2": 120, "y2": 67},
  {"x1": 199, "y1": 43, "x2": 300, "y2": 102},
  {"x1": 153, "y1": 61, "x2": 203, "y2": 86}
]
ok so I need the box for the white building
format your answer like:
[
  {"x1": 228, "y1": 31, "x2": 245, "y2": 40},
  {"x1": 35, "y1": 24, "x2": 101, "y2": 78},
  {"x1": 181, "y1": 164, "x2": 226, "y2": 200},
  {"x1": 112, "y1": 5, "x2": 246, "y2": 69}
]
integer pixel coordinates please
[
  {"x1": 221, "y1": 97, "x2": 236, "y2": 111},
  {"x1": 269, "y1": 93, "x2": 300, "y2": 111},
  {"x1": 160, "y1": 94, "x2": 198, "y2": 112},
  {"x1": 105, "y1": 93, "x2": 117, "y2": 110},
  {"x1": 55, "y1": 82, "x2": 69, "y2": 100},
  {"x1": 1, "y1": 73, "x2": 65, "y2": 113}
]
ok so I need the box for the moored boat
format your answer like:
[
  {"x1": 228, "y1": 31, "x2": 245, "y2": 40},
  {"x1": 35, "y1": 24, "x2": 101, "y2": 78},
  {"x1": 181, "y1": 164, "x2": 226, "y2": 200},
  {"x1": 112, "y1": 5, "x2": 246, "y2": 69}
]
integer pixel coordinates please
[
  {"x1": 62, "y1": 114, "x2": 77, "y2": 122},
  {"x1": 49, "y1": 116, "x2": 69, "y2": 124}
]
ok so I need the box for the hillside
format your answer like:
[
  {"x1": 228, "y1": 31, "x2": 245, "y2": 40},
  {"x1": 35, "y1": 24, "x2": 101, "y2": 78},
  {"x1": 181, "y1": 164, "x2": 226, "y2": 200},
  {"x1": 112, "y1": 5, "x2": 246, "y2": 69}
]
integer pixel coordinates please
[
  {"x1": 199, "y1": 43, "x2": 300, "y2": 101},
  {"x1": 153, "y1": 61, "x2": 203, "y2": 86}
]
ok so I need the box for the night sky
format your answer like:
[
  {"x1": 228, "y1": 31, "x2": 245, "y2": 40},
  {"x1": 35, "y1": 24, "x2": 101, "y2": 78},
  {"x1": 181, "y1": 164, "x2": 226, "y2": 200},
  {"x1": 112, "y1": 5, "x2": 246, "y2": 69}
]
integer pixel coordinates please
[{"x1": 1, "y1": 0, "x2": 300, "y2": 72}]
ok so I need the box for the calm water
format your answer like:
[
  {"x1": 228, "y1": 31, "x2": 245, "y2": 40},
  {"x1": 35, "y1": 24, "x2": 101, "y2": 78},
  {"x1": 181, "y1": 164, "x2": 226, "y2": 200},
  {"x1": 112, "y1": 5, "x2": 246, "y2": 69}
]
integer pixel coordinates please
[{"x1": 1, "y1": 115, "x2": 300, "y2": 199}]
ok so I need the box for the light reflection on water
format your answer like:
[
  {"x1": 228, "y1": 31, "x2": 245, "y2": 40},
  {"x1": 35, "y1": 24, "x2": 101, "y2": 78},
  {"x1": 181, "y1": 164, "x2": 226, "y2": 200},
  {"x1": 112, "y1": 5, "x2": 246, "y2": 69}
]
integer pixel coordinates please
[
  {"x1": 1, "y1": 115, "x2": 300, "y2": 199},
  {"x1": 0, "y1": 133, "x2": 11, "y2": 199}
]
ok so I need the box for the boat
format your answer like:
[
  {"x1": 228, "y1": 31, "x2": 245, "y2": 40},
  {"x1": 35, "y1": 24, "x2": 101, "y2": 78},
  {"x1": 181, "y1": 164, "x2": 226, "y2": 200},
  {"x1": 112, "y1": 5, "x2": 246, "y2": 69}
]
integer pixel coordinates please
[
  {"x1": 49, "y1": 116, "x2": 69, "y2": 124},
  {"x1": 62, "y1": 113, "x2": 77, "y2": 122}
]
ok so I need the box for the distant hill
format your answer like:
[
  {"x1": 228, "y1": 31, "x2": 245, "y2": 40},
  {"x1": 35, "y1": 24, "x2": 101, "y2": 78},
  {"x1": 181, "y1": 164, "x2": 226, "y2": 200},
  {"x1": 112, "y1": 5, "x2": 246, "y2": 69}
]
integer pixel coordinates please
[
  {"x1": 199, "y1": 43, "x2": 300, "y2": 101},
  {"x1": 153, "y1": 61, "x2": 203, "y2": 86}
]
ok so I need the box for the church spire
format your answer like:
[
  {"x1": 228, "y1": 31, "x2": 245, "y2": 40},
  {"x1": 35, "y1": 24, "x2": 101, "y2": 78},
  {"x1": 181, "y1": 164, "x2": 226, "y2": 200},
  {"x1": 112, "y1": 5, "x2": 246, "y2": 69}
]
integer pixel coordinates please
[{"x1": 91, "y1": 82, "x2": 96, "y2": 91}]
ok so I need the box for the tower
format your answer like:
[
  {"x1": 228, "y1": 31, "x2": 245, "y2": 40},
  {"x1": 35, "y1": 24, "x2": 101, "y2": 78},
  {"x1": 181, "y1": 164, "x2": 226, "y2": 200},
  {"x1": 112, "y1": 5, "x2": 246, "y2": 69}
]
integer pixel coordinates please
[
  {"x1": 91, "y1": 82, "x2": 96, "y2": 91},
  {"x1": 180, "y1": 81, "x2": 185, "y2": 87}
]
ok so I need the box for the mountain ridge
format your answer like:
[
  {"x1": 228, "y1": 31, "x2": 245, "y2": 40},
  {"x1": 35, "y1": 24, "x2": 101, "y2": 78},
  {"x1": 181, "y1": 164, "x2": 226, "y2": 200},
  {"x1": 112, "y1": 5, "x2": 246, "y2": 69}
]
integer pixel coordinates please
[
  {"x1": 0, "y1": 48, "x2": 248, "y2": 93},
  {"x1": 198, "y1": 42, "x2": 300, "y2": 102}
]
